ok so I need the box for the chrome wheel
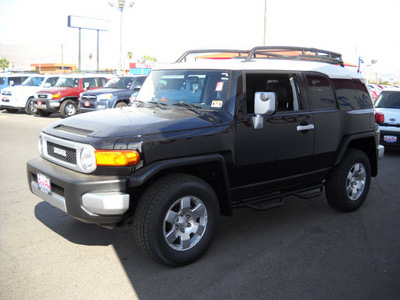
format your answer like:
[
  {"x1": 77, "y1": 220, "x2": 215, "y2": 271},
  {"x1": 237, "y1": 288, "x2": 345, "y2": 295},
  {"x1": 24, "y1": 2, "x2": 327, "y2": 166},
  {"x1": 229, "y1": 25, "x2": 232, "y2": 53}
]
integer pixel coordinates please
[
  {"x1": 164, "y1": 196, "x2": 208, "y2": 251},
  {"x1": 346, "y1": 163, "x2": 366, "y2": 201},
  {"x1": 65, "y1": 103, "x2": 76, "y2": 116}
]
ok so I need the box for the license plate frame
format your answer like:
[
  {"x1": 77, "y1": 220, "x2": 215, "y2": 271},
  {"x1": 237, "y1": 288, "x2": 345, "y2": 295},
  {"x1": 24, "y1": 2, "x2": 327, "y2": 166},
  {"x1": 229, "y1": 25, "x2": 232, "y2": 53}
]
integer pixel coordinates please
[
  {"x1": 384, "y1": 135, "x2": 397, "y2": 143},
  {"x1": 84, "y1": 101, "x2": 91, "y2": 107},
  {"x1": 37, "y1": 173, "x2": 52, "y2": 195}
]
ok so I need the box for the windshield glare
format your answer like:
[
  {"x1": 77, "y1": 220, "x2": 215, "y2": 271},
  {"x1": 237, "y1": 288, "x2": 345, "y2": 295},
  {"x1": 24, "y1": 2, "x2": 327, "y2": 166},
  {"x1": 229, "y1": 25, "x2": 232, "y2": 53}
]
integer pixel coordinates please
[
  {"x1": 137, "y1": 70, "x2": 229, "y2": 110},
  {"x1": 375, "y1": 91, "x2": 400, "y2": 109},
  {"x1": 55, "y1": 77, "x2": 79, "y2": 88},
  {"x1": 22, "y1": 76, "x2": 44, "y2": 87},
  {"x1": 104, "y1": 77, "x2": 134, "y2": 89}
]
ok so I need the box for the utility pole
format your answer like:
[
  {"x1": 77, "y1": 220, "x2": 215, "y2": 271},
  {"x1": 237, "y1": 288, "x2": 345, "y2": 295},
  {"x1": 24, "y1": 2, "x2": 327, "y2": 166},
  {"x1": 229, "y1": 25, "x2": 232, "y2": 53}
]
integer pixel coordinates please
[{"x1": 263, "y1": 0, "x2": 267, "y2": 46}]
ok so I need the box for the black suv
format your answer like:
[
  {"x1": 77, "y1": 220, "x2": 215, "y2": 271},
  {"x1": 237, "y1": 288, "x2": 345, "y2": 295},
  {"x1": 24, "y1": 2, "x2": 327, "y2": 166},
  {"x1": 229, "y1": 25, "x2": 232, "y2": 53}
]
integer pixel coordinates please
[
  {"x1": 27, "y1": 47, "x2": 384, "y2": 267},
  {"x1": 79, "y1": 75, "x2": 146, "y2": 112}
]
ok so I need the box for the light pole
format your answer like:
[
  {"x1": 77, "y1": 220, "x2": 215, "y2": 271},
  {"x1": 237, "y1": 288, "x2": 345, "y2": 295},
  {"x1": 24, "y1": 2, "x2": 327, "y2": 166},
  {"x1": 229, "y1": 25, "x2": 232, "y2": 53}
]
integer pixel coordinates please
[
  {"x1": 263, "y1": 0, "x2": 267, "y2": 46},
  {"x1": 109, "y1": 0, "x2": 134, "y2": 73}
]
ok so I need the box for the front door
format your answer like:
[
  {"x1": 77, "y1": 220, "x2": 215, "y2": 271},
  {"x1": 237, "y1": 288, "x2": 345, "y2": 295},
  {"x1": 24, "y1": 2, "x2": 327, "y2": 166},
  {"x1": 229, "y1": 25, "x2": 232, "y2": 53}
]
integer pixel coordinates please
[{"x1": 233, "y1": 72, "x2": 314, "y2": 198}]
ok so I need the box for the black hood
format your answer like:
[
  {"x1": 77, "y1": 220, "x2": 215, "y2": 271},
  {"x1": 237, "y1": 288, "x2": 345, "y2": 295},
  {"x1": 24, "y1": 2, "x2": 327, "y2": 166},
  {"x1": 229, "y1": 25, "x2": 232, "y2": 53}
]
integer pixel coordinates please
[{"x1": 44, "y1": 106, "x2": 229, "y2": 140}]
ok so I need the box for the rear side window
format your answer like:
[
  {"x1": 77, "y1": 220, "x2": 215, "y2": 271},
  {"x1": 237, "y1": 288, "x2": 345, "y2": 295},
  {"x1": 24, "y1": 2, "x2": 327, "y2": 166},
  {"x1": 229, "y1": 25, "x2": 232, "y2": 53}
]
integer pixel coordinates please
[
  {"x1": 332, "y1": 79, "x2": 373, "y2": 111},
  {"x1": 10, "y1": 76, "x2": 28, "y2": 85},
  {"x1": 306, "y1": 74, "x2": 336, "y2": 110}
]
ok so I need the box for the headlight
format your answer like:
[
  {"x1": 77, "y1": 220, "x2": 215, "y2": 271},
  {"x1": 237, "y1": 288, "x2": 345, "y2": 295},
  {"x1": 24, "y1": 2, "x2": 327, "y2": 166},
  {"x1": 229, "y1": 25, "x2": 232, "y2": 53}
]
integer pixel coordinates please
[
  {"x1": 98, "y1": 93, "x2": 113, "y2": 100},
  {"x1": 78, "y1": 147, "x2": 97, "y2": 172}
]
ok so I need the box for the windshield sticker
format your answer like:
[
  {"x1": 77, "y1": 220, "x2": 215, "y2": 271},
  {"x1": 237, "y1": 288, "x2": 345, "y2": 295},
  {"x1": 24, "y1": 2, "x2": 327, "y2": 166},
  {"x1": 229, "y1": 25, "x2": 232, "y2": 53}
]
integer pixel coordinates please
[
  {"x1": 211, "y1": 100, "x2": 223, "y2": 108},
  {"x1": 216, "y1": 82, "x2": 224, "y2": 92}
]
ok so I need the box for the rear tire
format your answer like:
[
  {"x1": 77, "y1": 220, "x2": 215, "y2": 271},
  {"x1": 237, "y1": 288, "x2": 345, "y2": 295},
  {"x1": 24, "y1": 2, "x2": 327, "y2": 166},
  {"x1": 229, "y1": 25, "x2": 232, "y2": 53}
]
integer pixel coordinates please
[
  {"x1": 133, "y1": 174, "x2": 219, "y2": 267},
  {"x1": 60, "y1": 100, "x2": 77, "y2": 118},
  {"x1": 325, "y1": 149, "x2": 371, "y2": 212}
]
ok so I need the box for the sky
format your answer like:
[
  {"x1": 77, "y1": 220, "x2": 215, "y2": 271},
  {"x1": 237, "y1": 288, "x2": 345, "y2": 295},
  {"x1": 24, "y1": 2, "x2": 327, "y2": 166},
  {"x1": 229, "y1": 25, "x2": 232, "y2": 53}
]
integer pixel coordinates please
[{"x1": 0, "y1": 0, "x2": 399, "y2": 81}]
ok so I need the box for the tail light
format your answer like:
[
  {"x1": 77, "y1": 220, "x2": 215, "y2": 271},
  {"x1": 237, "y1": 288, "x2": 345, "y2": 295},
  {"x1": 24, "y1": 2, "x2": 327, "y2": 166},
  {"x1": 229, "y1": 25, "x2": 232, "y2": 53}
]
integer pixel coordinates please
[{"x1": 375, "y1": 112, "x2": 384, "y2": 124}]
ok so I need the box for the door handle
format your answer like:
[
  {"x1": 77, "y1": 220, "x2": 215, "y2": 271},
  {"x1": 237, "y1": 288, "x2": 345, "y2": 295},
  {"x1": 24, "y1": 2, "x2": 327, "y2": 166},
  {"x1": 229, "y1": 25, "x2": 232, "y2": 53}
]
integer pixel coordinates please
[{"x1": 297, "y1": 124, "x2": 315, "y2": 131}]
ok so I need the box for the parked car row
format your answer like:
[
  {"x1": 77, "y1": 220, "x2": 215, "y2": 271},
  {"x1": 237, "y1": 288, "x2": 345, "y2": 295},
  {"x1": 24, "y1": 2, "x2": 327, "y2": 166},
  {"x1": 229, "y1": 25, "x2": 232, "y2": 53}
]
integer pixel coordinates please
[{"x1": 0, "y1": 73, "x2": 146, "y2": 118}]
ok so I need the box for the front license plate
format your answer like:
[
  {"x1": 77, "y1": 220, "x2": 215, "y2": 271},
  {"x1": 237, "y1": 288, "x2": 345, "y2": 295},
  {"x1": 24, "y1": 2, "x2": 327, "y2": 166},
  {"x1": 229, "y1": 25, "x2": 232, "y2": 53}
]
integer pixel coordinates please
[
  {"x1": 84, "y1": 101, "x2": 91, "y2": 107},
  {"x1": 37, "y1": 101, "x2": 42, "y2": 105},
  {"x1": 384, "y1": 135, "x2": 397, "y2": 143},
  {"x1": 37, "y1": 173, "x2": 52, "y2": 195},
  {"x1": 2, "y1": 97, "x2": 8, "y2": 102}
]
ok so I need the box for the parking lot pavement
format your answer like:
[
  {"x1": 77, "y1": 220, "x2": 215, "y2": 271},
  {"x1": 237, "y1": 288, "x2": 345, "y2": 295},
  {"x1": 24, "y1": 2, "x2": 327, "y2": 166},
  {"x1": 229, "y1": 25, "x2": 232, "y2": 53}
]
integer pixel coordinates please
[{"x1": 1, "y1": 111, "x2": 400, "y2": 300}]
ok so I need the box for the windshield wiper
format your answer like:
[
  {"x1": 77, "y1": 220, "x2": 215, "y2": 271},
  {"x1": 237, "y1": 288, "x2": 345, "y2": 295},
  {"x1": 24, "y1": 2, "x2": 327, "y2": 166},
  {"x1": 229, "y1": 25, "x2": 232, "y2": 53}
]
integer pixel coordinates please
[
  {"x1": 148, "y1": 100, "x2": 168, "y2": 110},
  {"x1": 172, "y1": 102, "x2": 203, "y2": 114}
]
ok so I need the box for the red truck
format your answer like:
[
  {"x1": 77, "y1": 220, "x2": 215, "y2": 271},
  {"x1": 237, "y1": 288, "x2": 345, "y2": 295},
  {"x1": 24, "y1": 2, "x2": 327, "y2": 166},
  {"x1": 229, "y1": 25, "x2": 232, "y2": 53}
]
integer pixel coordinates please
[{"x1": 33, "y1": 74, "x2": 110, "y2": 117}]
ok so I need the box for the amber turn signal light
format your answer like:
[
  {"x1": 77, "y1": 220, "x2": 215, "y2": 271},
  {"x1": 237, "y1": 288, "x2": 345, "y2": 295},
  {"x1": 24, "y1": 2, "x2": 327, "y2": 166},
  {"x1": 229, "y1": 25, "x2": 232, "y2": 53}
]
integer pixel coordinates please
[{"x1": 95, "y1": 150, "x2": 140, "y2": 166}]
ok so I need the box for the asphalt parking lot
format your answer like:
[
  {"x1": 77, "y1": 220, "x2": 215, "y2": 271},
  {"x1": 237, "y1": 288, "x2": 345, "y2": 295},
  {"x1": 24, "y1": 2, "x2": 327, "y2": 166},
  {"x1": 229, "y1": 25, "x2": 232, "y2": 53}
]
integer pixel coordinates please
[{"x1": 1, "y1": 110, "x2": 399, "y2": 300}]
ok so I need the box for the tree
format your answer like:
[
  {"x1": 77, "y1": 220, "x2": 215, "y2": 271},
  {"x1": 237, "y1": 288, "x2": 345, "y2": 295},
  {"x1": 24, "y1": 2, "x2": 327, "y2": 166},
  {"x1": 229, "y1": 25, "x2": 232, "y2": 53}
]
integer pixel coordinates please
[
  {"x1": 140, "y1": 55, "x2": 157, "y2": 63},
  {"x1": 0, "y1": 57, "x2": 10, "y2": 71},
  {"x1": 127, "y1": 52, "x2": 133, "y2": 61}
]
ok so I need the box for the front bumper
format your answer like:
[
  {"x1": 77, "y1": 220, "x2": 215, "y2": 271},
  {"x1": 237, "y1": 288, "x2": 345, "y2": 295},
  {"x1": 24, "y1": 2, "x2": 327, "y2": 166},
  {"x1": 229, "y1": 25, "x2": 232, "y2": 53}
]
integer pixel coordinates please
[
  {"x1": 27, "y1": 156, "x2": 130, "y2": 226},
  {"x1": 33, "y1": 98, "x2": 60, "y2": 111}
]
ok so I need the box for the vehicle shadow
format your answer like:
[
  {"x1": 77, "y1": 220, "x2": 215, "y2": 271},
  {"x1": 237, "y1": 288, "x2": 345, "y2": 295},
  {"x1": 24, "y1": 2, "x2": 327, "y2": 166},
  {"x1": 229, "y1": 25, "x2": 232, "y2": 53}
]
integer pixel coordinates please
[{"x1": 34, "y1": 195, "x2": 350, "y2": 299}]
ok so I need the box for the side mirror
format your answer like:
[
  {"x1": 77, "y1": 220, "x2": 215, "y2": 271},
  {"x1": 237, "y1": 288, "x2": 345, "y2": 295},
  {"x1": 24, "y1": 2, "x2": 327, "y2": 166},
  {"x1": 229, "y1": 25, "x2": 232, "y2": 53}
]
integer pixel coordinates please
[
  {"x1": 84, "y1": 82, "x2": 90, "y2": 90},
  {"x1": 252, "y1": 92, "x2": 276, "y2": 129}
]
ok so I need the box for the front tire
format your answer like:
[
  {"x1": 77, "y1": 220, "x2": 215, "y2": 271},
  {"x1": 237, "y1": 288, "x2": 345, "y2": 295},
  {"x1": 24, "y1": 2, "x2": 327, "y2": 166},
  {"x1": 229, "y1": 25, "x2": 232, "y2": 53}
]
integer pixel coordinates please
[
  {"x1": 325, "y1": 149, "x2": 371, "y2": 212},
  {"x1": 134, "y1": 174, "x2": 220, "y2": 267},
  {"x1": 60, "y1": 99, "x2": 77, "y2": 118},
  {"x1": 25, "y1": 97, "x2": 37, "y2": 115}
]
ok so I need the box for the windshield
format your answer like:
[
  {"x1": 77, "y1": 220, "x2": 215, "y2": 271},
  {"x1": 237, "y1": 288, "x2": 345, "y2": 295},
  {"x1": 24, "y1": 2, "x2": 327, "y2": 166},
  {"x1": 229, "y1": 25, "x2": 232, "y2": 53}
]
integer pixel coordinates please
[
  {"x1": 104, "y1": 77, "x2": 134, "y2": 89},
  {"x1": 22, "y1": 76, "x2": 44, "y2": 87},
  {"x1": 375, "y1": 91, "x2": 400, "y2": 109},
  {"x1": 55, "y1": 77, "x2": 79, "y2": 88},
  {"x1": 136, "y1": 70, "x2": 230, "y2": 110}
]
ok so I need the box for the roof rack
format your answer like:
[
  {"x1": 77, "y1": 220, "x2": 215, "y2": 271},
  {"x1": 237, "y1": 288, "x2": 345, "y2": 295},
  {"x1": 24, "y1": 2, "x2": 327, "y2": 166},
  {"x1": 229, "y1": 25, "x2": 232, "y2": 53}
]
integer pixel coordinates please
[
  {"x1": 244, "y1": 46, "x2": 344, "y2": 67},
  {"x1": 175, "y1": 49, "x2": 249, "y2": 63},
  {"x1": 175, "y1": 46, "x2": 344, "y2": 67}
]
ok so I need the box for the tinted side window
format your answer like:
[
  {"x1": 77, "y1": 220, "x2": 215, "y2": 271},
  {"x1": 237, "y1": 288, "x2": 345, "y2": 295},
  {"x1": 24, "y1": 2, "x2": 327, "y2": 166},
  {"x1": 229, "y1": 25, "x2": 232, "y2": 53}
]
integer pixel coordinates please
[
  {"x1": 46, "y1": 77, "x2": 59, "y2": 87},
  {"x1": 245, "y1": 74, "x2": 300, "y2": 114},
  {"x1": 306, "y1": 74, "x2": 336, "y2": 110},
  {"x1": 83, "y1": 78, "x2": 98, "y2": 88},
  {"x1": 332, "y1": 79, "x2": 372, "y2": 111},
  {"x1": 10, "y1": 76, "x2": 27, "y2": 85},
  {"x1": 135, "y1": 77, "x2": 146, "y2": 87},
  {"x1": 352, "y1": 79, "x2": 373, "y2": 109}
]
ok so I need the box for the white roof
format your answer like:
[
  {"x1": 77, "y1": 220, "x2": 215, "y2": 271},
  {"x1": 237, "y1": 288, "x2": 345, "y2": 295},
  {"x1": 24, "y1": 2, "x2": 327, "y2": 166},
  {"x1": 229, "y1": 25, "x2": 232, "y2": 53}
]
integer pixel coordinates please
[{"x1": 155, "y1": 58, "x2": 363, "y2": 80}]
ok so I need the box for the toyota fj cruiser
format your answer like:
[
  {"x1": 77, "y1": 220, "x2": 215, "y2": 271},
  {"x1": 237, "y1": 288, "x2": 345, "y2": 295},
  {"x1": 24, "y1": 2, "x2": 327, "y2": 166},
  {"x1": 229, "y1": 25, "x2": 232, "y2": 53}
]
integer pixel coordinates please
[
  {"x1": 27, "y1": 47, "x2": 384, "y2": 267},
  {"x1": 33, "y1": 74, "x2": 110, "y2": 118}
]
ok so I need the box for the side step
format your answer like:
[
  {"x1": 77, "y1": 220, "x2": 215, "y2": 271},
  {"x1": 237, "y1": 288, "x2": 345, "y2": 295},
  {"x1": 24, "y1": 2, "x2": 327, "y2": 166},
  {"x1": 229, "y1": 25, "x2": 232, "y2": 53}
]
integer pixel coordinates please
[{"x1": 233, "y1": 184, "x2": 324, "y2": 211}]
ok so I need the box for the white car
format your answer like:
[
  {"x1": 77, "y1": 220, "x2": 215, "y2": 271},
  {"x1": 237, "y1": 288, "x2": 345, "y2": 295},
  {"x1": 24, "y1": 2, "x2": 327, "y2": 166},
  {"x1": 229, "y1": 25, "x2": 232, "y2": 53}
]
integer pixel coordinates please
[
  {"x1": 375, "y1": 88, "x2": 400, "y2": 147},
  {"x1": 1, "y1": 75, "x2": 59, "y2": 114}
]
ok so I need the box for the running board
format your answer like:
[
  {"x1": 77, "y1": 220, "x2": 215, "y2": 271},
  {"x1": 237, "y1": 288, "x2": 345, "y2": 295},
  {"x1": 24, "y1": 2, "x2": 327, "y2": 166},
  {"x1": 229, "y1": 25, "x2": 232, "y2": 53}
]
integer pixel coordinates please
[{"x1": 233, "y1": 184, "x2": 324, "y2": 211}]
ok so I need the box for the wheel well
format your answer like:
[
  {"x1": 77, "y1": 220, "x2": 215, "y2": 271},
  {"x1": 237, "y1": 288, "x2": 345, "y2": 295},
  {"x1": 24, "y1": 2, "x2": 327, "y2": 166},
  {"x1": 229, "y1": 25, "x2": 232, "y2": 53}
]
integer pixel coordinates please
[
  {"x1": 130, "y1": 161, "x2": 233, "y2": 217},
  {"x1": 347, "y1": 137, "x2": 377, "y2": 176}
]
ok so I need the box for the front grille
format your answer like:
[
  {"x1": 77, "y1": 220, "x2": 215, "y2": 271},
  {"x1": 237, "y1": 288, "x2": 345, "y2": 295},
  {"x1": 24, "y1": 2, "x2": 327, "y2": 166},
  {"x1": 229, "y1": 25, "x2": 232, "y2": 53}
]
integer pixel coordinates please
[
  {"x1": 82, "y1": 95, "x2": 96, "y2": 100},
  {"x1": 47, "y1": 142, "x2": 76, "y2": 164},
  {"x1": 40, "y1": 133, "x2": 96, "y2": 173},
  {"x1": 38, "y1": 94, "x2": 48, "y2": 99}
]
